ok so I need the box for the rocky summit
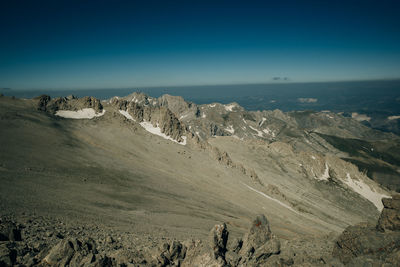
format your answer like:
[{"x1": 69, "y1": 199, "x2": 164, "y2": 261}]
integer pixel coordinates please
[{"x1": 1, "y1": 92, "x2": 400, "y2": 266}]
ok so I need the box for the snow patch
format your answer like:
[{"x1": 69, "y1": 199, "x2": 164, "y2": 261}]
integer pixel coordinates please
[
  {"x1": 225, "y1": 125, "x2": 235, "y2": 134},
  {"x1": 209, "y1": 104, "x2": 216, "y2": 108},
  {"x1": 180, "y1": 114, "x2": 188, "y2": 120},
  {"x1": 317, "y1": 163, "x2": 330, "y2": 181},
  {"x1": 249, "y1": 126, "x2": 264, "y2": 137},
  {"x1": 388, "y1": 115, "x2": 400, "y2": 120},
  {"x1": 224, "y1": 104, "x2": 236, "y2": 112},
  {"x1": 262, "y1": 128, "x2": 275, "y2": 137},
  {"x1": 140, "y1": 121, "x2": 186, "y2": 145},
  {"x1": 344, "y1": 173, "x2": 389, "y2": 211},
  {"x1": 202, "y1": 113, "x2": 206, "y2": 118},
  {"x1": 130, "y1": 96, "x2": 139, "y2": 103},
  {"x1": 259, "y1": 117, "x2": 267, "y2": 126},
  {"x1": 56, "y1": 108, "x2": 105, "y2": 119},
  {"x1": 242, "y1": 183, "x2": 299, "y2": 214},
  {"x1": 326, "y1": 114, "x2": 334, "y2": 119},
  {"x1": 311, "y1": 156, "x2": 316, "y2": 160},
  {"x1": 297, "y1": 98, "x2": 317, "y2": 103},
  {"x1": 119, "y1": 110, "x2": 135, "y2": 121},
  {"x1": 351, "y1": 112, "x2": 371, "y2": 122}
]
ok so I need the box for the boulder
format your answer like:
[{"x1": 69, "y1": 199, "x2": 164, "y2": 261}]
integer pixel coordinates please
[
  {"x1": 0, "y1": 243, "x2": 17, "y2": 266},
  {"x1": 42, "y1": 237, "x2": 97, "y2": 266},
  {"x1": 240, "y1": 214, "x2": 273, "y2": 257},
  {"x1": 0, "y1": 221, "x2": 21, "y2": 241},
  {"x1": 153, "y1": 240, "x2": 186, "y2": 267},
  {"x1": 333, "y1": 222, "x2": 400, "y2": 264},
  {"x1": 238, "y1": 214, "x2": 280, "y2": 265},
  {"x1": 209, "y1": 223, "x2": 228, "y2": 262},
  {"x1": 377, "y1": 195, "x2": 400, "y2": 231}
]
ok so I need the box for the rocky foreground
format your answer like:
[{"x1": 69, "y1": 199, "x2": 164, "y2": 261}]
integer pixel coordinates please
[{"x1": 1, "y1": 196, "x2": 399, "y2": 266}]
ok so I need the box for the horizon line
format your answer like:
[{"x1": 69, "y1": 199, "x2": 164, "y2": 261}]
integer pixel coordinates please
[{"x1": 2, "y1": 77, "x2": 400, "y2": 91}]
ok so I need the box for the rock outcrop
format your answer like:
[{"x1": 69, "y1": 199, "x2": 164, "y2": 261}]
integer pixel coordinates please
[
  {"x1": 115, "y1": 98, "x2": 187, "y2": 143},
  {"x1": 37, "y1": 95, "x2": 103, "y2": 114},
  {"x1": 0, "y1": 220, "x2": 21, "y2": 242},
  {"x1": 152, "y1": 241, "x2": 186, "y2": 267},
  {"x1": 209, "y1": 223, "x2": 229, "y2": 264},
  {"x1": 35, "y1": 95, "x2": 51, "y2": 111},
  {"x1": 42, "y1": 238, "x2": 99, "y2": 266},
  {"x1": 333, "y1": 195, "x2": 400, "y2": 265},
  {"x1": 180, "y1": 214, "x2": 280, "y2": 267},
  {"x1": 237, "y1": 215, "x2": 281, "y2": 266},
  {"x1": 377, "y1": 195, "x2": 400, "y2": 231}
]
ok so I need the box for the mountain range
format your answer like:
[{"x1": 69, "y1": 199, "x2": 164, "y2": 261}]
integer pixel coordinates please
[{"x1": 1, "y1": 92, "x2": 400, "y2": 266}]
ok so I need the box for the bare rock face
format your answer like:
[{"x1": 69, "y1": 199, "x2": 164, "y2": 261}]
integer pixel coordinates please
[
  {"x1": 333, "y1": 196, "x2": 400, "y2": 265},
  {"x1": 209, "y1": 223, "x2": 228, "y2": 263},
  {"x1": 377, "y1": 195, "x2": 400, "y2": 231},
  {"x1": 42, "y1": 238, "x2": 99, "y2": 266},
  {"x1": 42, "y1": 96, "x2": 103, "y2": 113},
  {"x1": 0, "y1": 242, "x2": 17, "y2": 266},
  {"x1": 238, "y1": 214, "x2": 280, "y2": 265},
  {"x1": 181, "y1": 215, "x2": 280, "y2": 267},
  {"x1": 152, "y1": 241, "x2": 186, "y2": 267},
  {"x1": 157, "y1": 106, "x2": 186, "y2": 142},
  {"x1": 0, "y1": 220, "x2": 21, "y2": 242},
  {"x1": 35, "y1": 95, "x2": 51, "y2": 111},
  {"x1": 240, "y1": 214, "x2": 272, "y2": 256},
  {"x1": 115, "y1": 100, "x2": 186, "y2": 143},
  {"x1": 158, "y1": 94, "x2": 198, "y2": 117},
  {"x1": 180, "y1": 224, "x2": 229, "y2": 267}
]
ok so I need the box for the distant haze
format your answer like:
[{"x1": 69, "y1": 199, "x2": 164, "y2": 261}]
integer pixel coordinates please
[{"x1": 2, "y1": 80, "x2": 400, "y2": 117}]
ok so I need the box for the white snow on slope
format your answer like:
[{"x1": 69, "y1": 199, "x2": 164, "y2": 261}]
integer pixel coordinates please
[
  {"x1": 298, "y1": 98, "x2": 317, "y2": 103},
  {"x1": 209, "y1": 104, "x2": 216, "y2": 108},
  {"x1": 139, "y1": 121, "x2": 186, "y2": 145},
  {"x1": 202, "y1": 113, "x2": 206, "y2": 118},
  {"x1": 249, "y1": 126, "x2": 264, "y2": 137},
  {"x1": 225, "y1": 104, "x2": 236, "y2": 111},
  {"x1": 259, "y1": 117, "x2": 267, "y2": 126},
  {"x1": 225, "y1": 125, "x2": 235, "y2": 134},
  {"x1": 56, "y1": 108, "x2": 105, "y2": 119},
  {"x1": 388, "y1": 115, "x2": 400, "y2": 120},
  {"x1": 351, "y1": 112, "x2": 371, "y2": 122},
  {"x1": 262, "y1": 128, "x2": 275, "y2": 137},
  {"x1": 344, "y1": 173, "x2": 390, "y2": 211},
  {"x1": 317, "y1": 163, "x2": 330, "y2": 181},
  {"x1": 242, "y1": 183, "x2": 299, "y2": 214},
  {"x1": 119, "y1": 110, "x2": 135, "y2": 121}
]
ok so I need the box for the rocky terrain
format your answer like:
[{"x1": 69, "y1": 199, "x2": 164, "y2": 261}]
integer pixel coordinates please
[
  {"x1": 2, "y1": 197, "x2": 400, "y2": 266},
  {"x1": 1, "y1": 92, "x2": 400, "y2": 266}
]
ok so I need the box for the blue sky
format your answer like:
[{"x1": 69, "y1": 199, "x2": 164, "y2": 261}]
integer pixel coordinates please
[{"x1": 1, "y1": 0, "x2": 399, "y2": 89}]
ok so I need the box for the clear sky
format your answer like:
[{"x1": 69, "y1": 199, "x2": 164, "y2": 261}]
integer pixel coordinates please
[{"x1": 1, "y1": 0, "x2": 399, "y2": 89}]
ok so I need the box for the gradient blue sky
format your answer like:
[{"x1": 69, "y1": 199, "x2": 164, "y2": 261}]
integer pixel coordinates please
[{"x1": 1, "y1": 0, "x2": 399, "y2": 89}]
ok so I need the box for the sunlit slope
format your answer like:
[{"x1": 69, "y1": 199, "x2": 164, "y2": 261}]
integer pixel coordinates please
[{"x1": 0, "y1": 96, "x2": 391, "y2": 242}]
